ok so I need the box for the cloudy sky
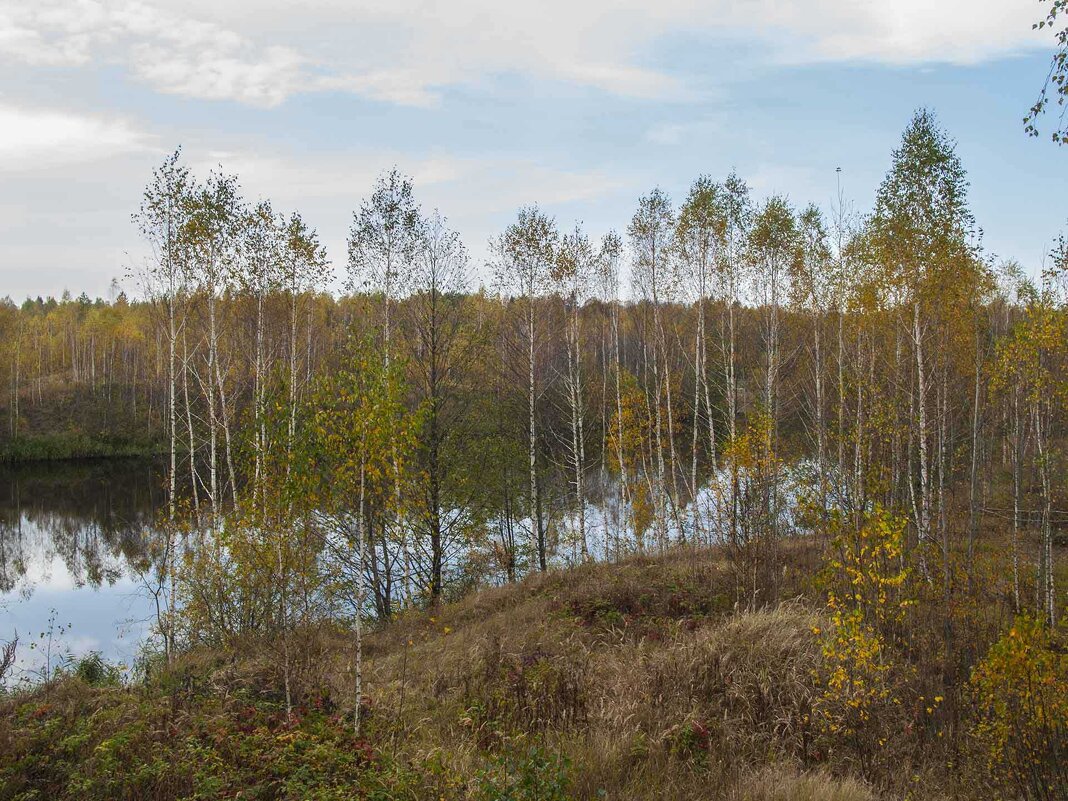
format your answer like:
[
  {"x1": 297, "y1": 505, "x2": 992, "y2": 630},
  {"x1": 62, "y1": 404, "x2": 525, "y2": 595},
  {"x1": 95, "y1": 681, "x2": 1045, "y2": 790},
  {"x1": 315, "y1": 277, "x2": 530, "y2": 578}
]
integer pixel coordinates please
[{"x1": 1, "y1": 0, "x2": 1065, "y2": 299}]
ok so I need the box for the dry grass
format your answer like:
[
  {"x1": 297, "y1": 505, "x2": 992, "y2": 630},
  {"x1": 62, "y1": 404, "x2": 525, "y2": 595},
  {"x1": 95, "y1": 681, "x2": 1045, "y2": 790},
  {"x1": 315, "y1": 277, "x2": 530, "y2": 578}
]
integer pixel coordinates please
[
  {"x1": 6, "y1": 539, "x2": 1000, "y2": 799},
  {"x1": 639, "y1": 603, "x2": 824, "y2": 760},
  {"x1": 129, "y1": 539, "x2": 987, "y2": 799},
  {"x1": 233, "y1": 537, "x2": 1011, "y2": 800},
  {"x1": 733, "y1": 766, "x2": 876, "y2": 801},
  {"x1": 330, "y1": 545, "x2": 860, "y2": 799}
]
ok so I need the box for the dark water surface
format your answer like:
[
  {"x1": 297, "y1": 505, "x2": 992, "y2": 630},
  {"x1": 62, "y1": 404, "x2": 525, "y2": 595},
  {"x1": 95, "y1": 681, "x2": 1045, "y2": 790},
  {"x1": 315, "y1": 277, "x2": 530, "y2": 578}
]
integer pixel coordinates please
[{"x1": 0, "y1": 459, "x2": 167, "y2": 680}]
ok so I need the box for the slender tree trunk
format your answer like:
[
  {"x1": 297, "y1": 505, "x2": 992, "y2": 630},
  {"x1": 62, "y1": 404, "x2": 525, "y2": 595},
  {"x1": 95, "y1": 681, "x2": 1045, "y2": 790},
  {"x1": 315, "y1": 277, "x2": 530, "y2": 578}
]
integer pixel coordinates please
[
  {"x1": 837, "y1": 308, "x2": 846, "y2": 486},
  {"x1": 525, "y1": 299, "x2": 545, "y2": 571},
  {"x1": 168, "y1": 297, "x2": 177, "y2": 523},
  {"x1": 914, "y1": 302, "x2": 931, "y2": 549},
  {"x1": 691, "y1": 305, "x2": 704, "y2": 543},
  {"x1": 649, "y1": 325, "x2": 668, "y2": 550},
  {"x1": 382, "y1": 288, "x2": 411, "y2": 605},
  {"x1": 853, "y1": 327, "x2": 866, "y2": 527},
  {"x1": 566, "y1": 298, "x2": 588, "y2": 559},
  {"x1": 288, "y1": 286, "x2": 299, "y2": 467},
  {"x1": 725, "y1": 296, "x2": 739, "y2": 545},
  {"x1": 700, "y1": 300, "x2": 717, "y2": 543},
  {"x1": 12, "y1": 335, "x2": 19, "y2": 433},
  {"x1": 967, "y1": 328, "x2": 982, "y2": 589},
  {"x1": 612, "y1": 298, "x2": 630, "y2": 558},
  {"x1": 164, "y1": 295, "x2": 177, "y2": 666},
  {"x1": 207, "y1": 293, "x2": 219, "y2": 524},
  {"x1": 1010, "y1": 384, "x2": 1022, "y2": 613},
  {"x1": 660, "y1": 330, "x2": 682, "y2": 539},
  {"x1": 276, "y1": 523, "x2": 292, "y2": 720},
  {"x1": 215, "y1": 350, "x2": 239, "y2": 512},
  {"x1": 254, "y1": 292, "x2": 264, "y2": 503},
  {"x1": 182, "y1": 328, "x2": 200, "y2": 522},
  {"x1": 813, "y1": 314, "x2": 826, "y2": 511},
  {"x1": 600, "y1": 302, "x2": 610, "y2": 549},
  {"x1": 355, "y1": 452, "x2": 367, "y2": 734},
  {"x1": 427, "y1": 280, "x2": 444, "y2": 599},
  {"x1": 1034, "y1": 400, "x2": 1054, "y2": 626}
]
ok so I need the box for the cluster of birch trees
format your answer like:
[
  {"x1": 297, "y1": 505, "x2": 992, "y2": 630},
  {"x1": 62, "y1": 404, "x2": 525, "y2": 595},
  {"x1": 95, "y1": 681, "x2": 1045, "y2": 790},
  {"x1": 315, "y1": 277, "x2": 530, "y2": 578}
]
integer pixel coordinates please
[{"x1": 2, "y1": 110, "x2": 1066, "y2": 639}]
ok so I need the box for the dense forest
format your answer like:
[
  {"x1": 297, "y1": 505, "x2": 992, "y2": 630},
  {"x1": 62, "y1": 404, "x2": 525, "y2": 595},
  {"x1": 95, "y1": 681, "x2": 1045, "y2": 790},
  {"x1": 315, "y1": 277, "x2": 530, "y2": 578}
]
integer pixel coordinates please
[{"x1": 2, "y1": 109, "x2": 1067, "y2": 799}]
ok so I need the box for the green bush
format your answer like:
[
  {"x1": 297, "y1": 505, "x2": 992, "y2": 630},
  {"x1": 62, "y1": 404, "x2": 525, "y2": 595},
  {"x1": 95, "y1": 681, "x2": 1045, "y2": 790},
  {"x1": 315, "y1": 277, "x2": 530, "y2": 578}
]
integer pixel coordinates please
[
  {"x1": 476, "y1": 746, "x2": 571, "y2": 801},
  {"x1": 70, "y1": 653, "x2": 122, "y2": 688}
]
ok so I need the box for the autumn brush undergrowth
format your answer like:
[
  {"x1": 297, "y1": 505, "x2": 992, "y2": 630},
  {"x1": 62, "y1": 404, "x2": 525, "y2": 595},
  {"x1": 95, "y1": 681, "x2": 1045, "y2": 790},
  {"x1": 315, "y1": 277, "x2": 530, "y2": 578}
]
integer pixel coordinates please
[{"x1": 1, "y1": 540, "x2": 1065, "y2": 801}]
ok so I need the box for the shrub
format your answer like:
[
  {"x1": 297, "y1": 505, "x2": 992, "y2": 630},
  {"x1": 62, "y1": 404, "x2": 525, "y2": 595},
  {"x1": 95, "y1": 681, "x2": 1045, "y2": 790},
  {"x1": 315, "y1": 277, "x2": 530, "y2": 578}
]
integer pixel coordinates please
[
  {"x1": 813, "y1": 507, "x2": 914, "y2": 776},
  {"x1": 70, "y1": 652, "x2": 122, "y2": 688},
  {"x1": 476, "y1": 745, "x2": 570, "y2": 801},
  {"x1": 971, "y1": 615, "x2": 1068, "y2": 801}
]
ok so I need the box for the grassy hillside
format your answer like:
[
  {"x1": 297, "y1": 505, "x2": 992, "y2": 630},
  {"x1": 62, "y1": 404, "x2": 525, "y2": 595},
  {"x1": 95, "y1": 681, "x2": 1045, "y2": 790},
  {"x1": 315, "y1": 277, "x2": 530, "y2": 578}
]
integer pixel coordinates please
[{"x1": 0, "y1": 543, "x2": 1058, "y2": 800}]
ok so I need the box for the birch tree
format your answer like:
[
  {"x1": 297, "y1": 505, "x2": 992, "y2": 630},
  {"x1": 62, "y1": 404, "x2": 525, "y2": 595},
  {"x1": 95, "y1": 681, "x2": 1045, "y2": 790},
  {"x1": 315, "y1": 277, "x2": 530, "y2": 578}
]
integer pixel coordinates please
[
  {"x1": 240, "y1": 200, "x2": 282, "y2": 505},
  {"x1": 749, "y1": 196, "x2": 796, "y2": 459},
  {"x1": 133, "y1": 149, "x2": 192, "y2": 525},
  {"x1": 717, "y1": 172, "x2": 752, "y2": 447},
  {"x1": 629, "y1": 189, "x2": 678, "y2": 548},
  {"x1": 596, "y1": 232, "x2": 628, "y2": 556},
  {"x1": 133, "y1": 149, "x2": 192, "y2": 663},
  {"x1": 408, "y1": 210, "x2": 471, "y2": 599},
  {"x1": 554, "y1": 224, "x2": 595, "y2": 560},
  {"x1": 870, "y1": 110, "x2": 977, "y2": 560},
  {"x1": 748, "y1": 197, "x2": 797, "y2": 594},
  {"x1": 312, "y1": 339, "x2": 416, "y2": 729},
  {"x1": 348, "y1": 169, "x2": 421, "y2": 602},
  {"x1": 676, "y1": 176, "x2": 728, "y2": 541},
  {"x1": 184, "y1": 169, "x2": 245, "y2": 521},
  {"x1": 791, "y1": 204, "x2": 835, "y2": 510},
  {"x1": 492, "y1": 207, "x2": 558, "y2": 571},
  {"x1": 282, "y1": 212, "x2": 330, "y2": 466}
]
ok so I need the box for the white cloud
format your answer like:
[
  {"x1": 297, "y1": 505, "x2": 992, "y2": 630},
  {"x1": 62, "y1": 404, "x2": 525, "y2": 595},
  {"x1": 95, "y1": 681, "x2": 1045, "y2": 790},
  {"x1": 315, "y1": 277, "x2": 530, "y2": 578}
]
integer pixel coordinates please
[
  {"x1": 0, "y1": 0, "x2": 1051, "y2": 108},
  {"x1": 0, "y1": 103, "x2": 152, "y2": 170},
  {"x1": 751, "y1": 1, "x2": 1043, "y2": 65},
  {"x1": 646, "y1": 117, "x2": 724, "y2": 146},
  {"x1": 130, "y1": 43, "x2": 306, "y2": 107},
  {"x1": 317, "y1": 70, "x2": 443, "y2": 108},
  {"x1": 186, "y1": 146, "x2": 624, "y2": 211},
  {"x1": 0, "y1": 0, "x2": 309, "y2": 107},
  {"x1": 560, "y1": 63, "x2": 684, "y2": 100},
  {"x1": 187, "y1": 150, "x2": 467, "y2": 201}
]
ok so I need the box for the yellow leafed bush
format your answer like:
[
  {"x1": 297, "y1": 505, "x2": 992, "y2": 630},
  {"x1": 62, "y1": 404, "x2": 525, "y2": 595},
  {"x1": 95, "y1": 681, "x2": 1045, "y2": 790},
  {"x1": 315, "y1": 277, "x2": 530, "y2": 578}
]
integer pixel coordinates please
[{"x1": 971, "y1": 615, "x2": 1068, "y2": 800}]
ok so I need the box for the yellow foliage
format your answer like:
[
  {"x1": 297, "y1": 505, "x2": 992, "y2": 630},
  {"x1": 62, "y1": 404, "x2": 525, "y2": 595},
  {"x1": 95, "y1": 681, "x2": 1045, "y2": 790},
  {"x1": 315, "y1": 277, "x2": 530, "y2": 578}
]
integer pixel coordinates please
[
  {"x1": 814, "y1": 507, "x2": 912, "y2": 750},
  {"x1": 819, "y1": 506, "x2": 911, "y2": 634},
  {"x1": 971, "y1": 615, "x2": 1068, "y2": 799}
]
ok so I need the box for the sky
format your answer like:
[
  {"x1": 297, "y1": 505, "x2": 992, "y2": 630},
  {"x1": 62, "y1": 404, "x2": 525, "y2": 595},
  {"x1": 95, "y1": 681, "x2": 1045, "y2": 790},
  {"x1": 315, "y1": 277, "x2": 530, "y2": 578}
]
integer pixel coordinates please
[{"x1": 1, "y1": 0, "x2": 1066, "y2": 300}]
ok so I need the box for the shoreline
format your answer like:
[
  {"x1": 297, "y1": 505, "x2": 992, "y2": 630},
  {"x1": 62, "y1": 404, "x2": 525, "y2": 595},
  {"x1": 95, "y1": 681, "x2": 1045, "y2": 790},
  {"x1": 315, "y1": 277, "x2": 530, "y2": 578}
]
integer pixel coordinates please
[{"x1": 0, "y1": 434, "x2": 168, "y2": 464}]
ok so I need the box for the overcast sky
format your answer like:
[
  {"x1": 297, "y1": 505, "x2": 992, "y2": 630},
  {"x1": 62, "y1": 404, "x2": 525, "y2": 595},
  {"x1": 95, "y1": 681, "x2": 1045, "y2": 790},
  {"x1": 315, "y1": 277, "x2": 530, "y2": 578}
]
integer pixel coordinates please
[{"x1": 1, "y1": 0, "x2": 1066, "y2": 300}]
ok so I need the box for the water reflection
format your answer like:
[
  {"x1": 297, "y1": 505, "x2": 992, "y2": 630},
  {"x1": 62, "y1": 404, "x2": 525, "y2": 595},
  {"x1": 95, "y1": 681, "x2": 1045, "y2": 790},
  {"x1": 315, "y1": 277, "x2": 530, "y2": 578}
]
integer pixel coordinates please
[{"x1": 0, "y1": 459, "x2": 167, "y2": 679}]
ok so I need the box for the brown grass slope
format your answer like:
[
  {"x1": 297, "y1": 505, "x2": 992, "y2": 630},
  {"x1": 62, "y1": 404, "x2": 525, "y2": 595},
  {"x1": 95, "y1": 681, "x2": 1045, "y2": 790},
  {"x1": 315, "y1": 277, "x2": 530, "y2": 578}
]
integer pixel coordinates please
[
  {"x1": 331, "y1": 544, "x2": 887, "y2": 799},
  {"x1": 3, "y1": 543, "x2": 981, "y2": 800}
]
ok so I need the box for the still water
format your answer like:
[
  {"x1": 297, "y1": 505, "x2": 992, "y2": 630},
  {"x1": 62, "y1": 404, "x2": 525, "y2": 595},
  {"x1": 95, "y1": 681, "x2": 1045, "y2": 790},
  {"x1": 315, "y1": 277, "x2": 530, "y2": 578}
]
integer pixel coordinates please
[{"x1": 0, "y1": 459, "x2": 166, "y2": 681}]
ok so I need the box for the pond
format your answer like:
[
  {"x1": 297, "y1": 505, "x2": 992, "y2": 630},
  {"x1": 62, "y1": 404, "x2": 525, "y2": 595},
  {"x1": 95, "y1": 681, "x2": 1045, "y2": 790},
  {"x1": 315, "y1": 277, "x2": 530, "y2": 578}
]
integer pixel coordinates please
[{"x1": 0, "y1": 459, "x2": 167, "y2": 682}]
